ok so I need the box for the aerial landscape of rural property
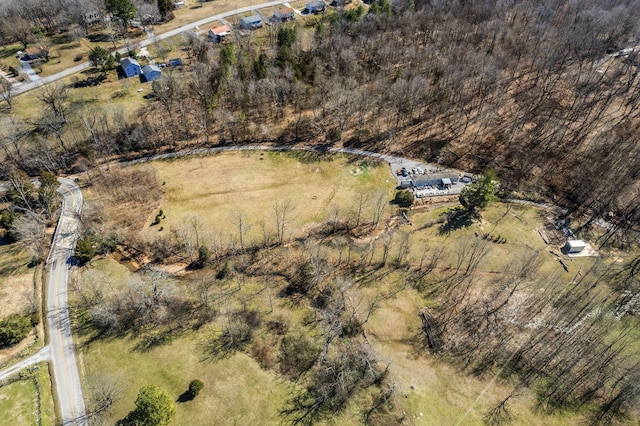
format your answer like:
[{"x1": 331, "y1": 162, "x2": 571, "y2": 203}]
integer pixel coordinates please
[{"x1": 1, "y1": 0, "x2": 640, "y2": 425}]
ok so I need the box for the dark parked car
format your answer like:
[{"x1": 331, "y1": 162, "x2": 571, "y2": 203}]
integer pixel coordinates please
[{"x1": 168, "y1": 58, "x2": 183, "y2": 67}]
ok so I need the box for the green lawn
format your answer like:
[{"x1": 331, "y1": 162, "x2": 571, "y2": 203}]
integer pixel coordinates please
[{"x1": 0, "y1": 364, "x2": 55, "y2": 426}]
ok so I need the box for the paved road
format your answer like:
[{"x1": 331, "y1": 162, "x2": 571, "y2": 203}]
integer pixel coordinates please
[
  {"x1": 47, "y1": 178, "x2": 87, "y2": 425},
  {"x1": 11, "y1": 0, "x2": 288, "y2": 96},
  {"x1": 0, "y1": 345, "x2": 51, "y2": 382}
]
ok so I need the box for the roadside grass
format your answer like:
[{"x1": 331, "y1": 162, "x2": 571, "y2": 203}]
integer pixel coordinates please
[
  {"x1": 0, "y1": 378, "x2": 38, "y2": 426},
  {"x1": 0, "y1": 243, "x2": 33, "y2": 318},
  {"x1": 76, "y1": 257, "x2": 300, "y2": 425},
  {"x1": 138, "y1": 151, "x2": 395, "y2": 246},
  {"x1": 81, "y1": 336, "x2": 293, "y2": 425},
  {"x1": 0, "y1": 363, "x2": 55, "y2": 426}
]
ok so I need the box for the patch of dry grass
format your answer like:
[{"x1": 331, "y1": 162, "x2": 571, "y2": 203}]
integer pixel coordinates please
[
  {"x1": 138, "y1": 151, "x2": 395, "y2": 246},
  {"x1": 0, "y1": 243, "x2": 33, "y2": 318},
  {"x1": 84, "y1": 167, "x2": 163, "y2": 241}
]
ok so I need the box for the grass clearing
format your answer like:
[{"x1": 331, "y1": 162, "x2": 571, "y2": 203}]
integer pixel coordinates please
[
  {"x1": 138, "y1": 151, "x2": 396, "y2": 246},
  {"x1": 81, "y1": 335, "x2": 292, "y2": 425}
]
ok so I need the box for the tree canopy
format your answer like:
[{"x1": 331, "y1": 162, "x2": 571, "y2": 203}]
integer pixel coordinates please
[
  {"x1": 105, "y1": 0, "x2": 136, "y2": 27},
  {"x1": 459, "y1": 171, "x2": 498, "y2": 214},
  {"x1": 89, "y1": 46, "x2": 114, "y2": 74},
  {"x1": 119, "y1": 385, "x2": 175, "y2": 426},
  {"x1": 0, "y1": 314, "x2": 32, "y2": 348}
]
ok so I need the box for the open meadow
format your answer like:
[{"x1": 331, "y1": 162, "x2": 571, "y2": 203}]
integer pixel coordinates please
[
  {"x1": 137, "y1": 151, "x2": 396, "y2": 248},
  {"x1": 72, "y1": 151, "x2": 639, "y2": 425}
]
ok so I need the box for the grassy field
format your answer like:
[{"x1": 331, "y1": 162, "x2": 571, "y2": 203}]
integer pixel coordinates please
[
  {"x1": 8, "y1": 70, "x2": 151, "y2": 124},
  {"x1": 138, "y1": 151, "x2": 396, "y2": 246},
  {"x1": 0, "y1": 363, "x2": 55, "y2": 426},
  {"x1": 76, "y1": 152, "x2": 633, "y2": 425},
  {"x1": 77, "y1": 257, "x2": 296, "y2": 425}
]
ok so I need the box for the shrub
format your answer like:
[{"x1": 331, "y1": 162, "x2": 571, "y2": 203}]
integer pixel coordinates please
[
  {"x1": 187, "y1": 379, "x2": 204, "y2": 398},
  {"x1": 251, "y1": 338, "x2": 277, "y2": 369},
  {"x1": 279, "y1": 334, "x2": 320, "y2": 377},
  {"x1": 0, "y1": 314, "x2": 32, "y2": 348},
  {"x1": 74, "y1": 53, "x2": 84, "y2": 62},
  {"x1": 326, "y1": 127, "x2": 342, "y2": 142},
  {"x1": 118, "y1": 385, "x2": 175, "y2": 426},
  {"x1": 394, "y1": 190, "x2": 414, "y2": 208},
  {"x1": 75, "y1": 238, "x2": 96, "y2": 263}
]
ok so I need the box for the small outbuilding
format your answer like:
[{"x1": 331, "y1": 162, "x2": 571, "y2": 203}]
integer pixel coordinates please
[
  {"x1": 305, "y1": 0, "x2": 325, "y2": 13},
  {"x1": 209, "y1": 25, "x2": 232, "y2": 42},
  {"x1": 119, "y1": 57, "x2": 142, "y2": 78},
  {"x1": 22, "y1": 47, "x2": 50, "y2": 61},
  {"x1": 563, "y1": 240, "x2": 586, "y2": 254},
  {"x1": 239, "y1": 15, "x2": 263, "y2": 30},
  {"x1": 273, "y1": 7, "x2": 295, "y2": 21},
  {"x1": 141, "y1": 64, "x2": 162, "y2": 82}
]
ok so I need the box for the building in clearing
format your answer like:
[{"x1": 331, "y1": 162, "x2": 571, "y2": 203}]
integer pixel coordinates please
[
  {"x1": 273, "y1": 7, "x2": 295, "y2": 21},
  {"x1": 141, "y1": 64, "x2": 162, "y2": 82},
  {"x1": 22, "y1": 46, "x2": 50, "y2": 61},
  {"x1": 119, "y1": 57, "x2": 142, "y2": 78},
  {"x1": 209, "y1": 25, "x2": 232, "y2": 42},
  {"x1": 305, "y1": 0, "x2": 325, "y2": 13},
  {"x1": 563, "y1": 240, "x2": 586, "y2": 253},
  {"x1": 239, "y1": 15, "x2": 263, "y2": 30}
]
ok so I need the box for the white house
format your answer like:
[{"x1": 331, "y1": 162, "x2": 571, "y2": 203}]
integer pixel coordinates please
[{"x1": 563, "y1": 240, "x2": 586, "y2": 254}]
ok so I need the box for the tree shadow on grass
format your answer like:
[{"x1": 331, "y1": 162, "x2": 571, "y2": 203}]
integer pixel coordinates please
[
  {"x1": 438, "y1": 207, "x2": 475, "y2": 235},
  {"x1": 198, "y1": 322, "x2": 252, "y2": 362},
  {"x1": 176, "y1": 390, "x2": 195, "y2": 403},
  {"x1": 133, "y1": 329, "x2": 180, "y2": 352}
]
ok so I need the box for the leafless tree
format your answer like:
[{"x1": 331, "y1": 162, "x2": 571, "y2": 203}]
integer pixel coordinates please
[
  {"x1": 274, "y1": 199, "x2": 295, "y2": 245},
  {"x1": 229, "y1": 211, "x2": 250, "y2": 252},
  {"x1": 0, "y1": 78, "x2": 13, "y2": 109}
]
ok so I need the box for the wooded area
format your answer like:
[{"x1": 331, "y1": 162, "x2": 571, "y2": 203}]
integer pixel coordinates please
[{"x1": 2, "y1": 0, "x2": 640, "y2": 424}]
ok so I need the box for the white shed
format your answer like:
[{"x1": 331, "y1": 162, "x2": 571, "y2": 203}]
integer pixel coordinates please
[{"x1": 563, "y1": 240, "x2": 586, "y2": 253}]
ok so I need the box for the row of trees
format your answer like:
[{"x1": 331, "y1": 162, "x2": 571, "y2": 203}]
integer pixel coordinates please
[{"x1": 0, "y1": 0, "x2": 174, "y2": 49}]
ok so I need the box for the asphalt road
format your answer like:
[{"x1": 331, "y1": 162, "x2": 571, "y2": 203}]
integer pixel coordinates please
[
  {"x1": 0, "y1": 345, "x2": 50, "y2": 382},
  {"x1": 12, "y1": 0, "x2": 288, "y2": 96},
  {"x1": 47, "y1": 178, "x2": 87, "y2": 426}
]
